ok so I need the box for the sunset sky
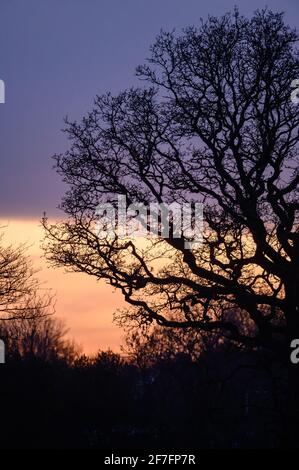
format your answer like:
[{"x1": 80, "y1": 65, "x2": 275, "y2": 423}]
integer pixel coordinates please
[{"x1": 0, "y1": 0, "x2": 297, "y2": 353}]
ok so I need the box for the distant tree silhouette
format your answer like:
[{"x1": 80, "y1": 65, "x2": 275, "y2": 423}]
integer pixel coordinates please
[
  {"x1": 0, "y1": 309, "x2": 78, "y2": 363},
  {"x1": 0, "y1": 231, "x2": 53, "y2": 321},
  {"x1": 123, "y1": 325, "x2": 218, "y2": 367},
  {"x1": 43, "y1": 9, "x2": 299, "y2": 446}
]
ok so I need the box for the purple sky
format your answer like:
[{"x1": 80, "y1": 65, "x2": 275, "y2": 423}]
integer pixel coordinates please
[{"x1": 0, "y1": 0, "x2": 297, "y2": 218}]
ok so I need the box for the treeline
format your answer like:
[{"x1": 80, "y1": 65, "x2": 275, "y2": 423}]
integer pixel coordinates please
[{"x1": 0, "y1": 323, "x2": 287, "y2": 449}]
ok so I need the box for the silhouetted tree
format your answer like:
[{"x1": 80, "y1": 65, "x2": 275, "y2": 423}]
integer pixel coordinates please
[
  {"x1": 0, "y1": 231, "x2": 52, "y2": 321},
  {"x1": 123, "y1": 325, "x2": 217, "y2": 367},
  {"x1": 43, "y1": 9, "x2": 299, "y2": 445},
  {"x1": 0, "y1": 308, "x2": 79, "y2": 363}
]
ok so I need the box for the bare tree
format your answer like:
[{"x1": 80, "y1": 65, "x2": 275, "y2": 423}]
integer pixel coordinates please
[
  {"x1": 43, "y1": 9, "x2": 299, "y2": 444},
  {"x1": 0, "y1": 307, "x2": 79, "y2": 363},
  {"x1": 123, "y1": 325, "x2": 216, "y2": 367},
  {"x1": 0, "y1": 232, "x2": 53, "y2": 321}
]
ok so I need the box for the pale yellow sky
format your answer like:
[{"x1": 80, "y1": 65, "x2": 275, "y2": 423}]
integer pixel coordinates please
[{"x1": 0, "y1": 219, "x2": 125, "y2": 354}]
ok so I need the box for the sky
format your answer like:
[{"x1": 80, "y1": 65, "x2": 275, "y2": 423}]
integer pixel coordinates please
[{"x1": 0, "y1": 0, "x2": 297, "y2": 353}]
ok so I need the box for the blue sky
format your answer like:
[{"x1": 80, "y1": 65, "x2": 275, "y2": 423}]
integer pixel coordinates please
[{"x1": 0, "y1": 0, "x2": 297, "y2": 217}]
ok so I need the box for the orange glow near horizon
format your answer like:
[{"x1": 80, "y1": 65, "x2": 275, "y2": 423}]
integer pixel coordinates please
[{"x1": 0, "y1": 219, "x2": 125, "y2": 355}]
